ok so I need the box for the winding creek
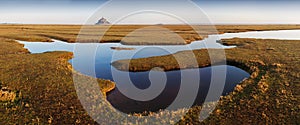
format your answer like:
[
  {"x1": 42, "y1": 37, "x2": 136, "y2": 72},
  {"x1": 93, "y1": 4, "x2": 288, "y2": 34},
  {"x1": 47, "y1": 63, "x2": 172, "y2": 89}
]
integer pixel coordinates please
[{"x1": 18, "y1": 29, "x2": 300, "y2": 113}]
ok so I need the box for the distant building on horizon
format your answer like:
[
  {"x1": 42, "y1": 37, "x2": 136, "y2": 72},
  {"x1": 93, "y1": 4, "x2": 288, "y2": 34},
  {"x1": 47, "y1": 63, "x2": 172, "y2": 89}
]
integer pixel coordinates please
[{"x1": 95, "y1": 17, "x2": 110, "y2": 25}]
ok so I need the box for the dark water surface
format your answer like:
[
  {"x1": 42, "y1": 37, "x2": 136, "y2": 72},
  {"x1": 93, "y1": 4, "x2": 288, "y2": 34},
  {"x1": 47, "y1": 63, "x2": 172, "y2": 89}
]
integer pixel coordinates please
[
  {"x1": 19, "y1": 29, "x2": 300, "y2": 113},
  {"x1": 19, "y1": 40, "x2": 250, "y2": 113},
  {"x1": 107, "y1": 65, "x2": 249, "y2": 113}
]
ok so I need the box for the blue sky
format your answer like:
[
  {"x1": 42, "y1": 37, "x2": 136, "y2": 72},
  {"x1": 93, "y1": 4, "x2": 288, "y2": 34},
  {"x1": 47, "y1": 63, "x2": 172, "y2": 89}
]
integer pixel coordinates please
[{"x1": 0, "y1": 0, "x2": 299, "y2": 24}]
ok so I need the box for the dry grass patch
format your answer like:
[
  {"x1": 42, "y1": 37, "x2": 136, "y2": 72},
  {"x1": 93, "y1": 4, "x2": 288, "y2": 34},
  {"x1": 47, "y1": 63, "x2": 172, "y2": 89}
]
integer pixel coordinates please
[
  {"x1": 0, "y1": 38, "x2": 115, "y2": 124},
  {"x1": 0, "y1": 83, "x2": 18, "y2": 102},
  {"x1": 1, "y1": 24, "x2": 300, "y2": 44}
]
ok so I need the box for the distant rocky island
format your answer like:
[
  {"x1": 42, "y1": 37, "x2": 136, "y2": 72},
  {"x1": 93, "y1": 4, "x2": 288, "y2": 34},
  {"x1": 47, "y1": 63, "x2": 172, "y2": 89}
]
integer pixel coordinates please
[{"x1": 95, "y1": 17, "x2": 110, "y2": 25}]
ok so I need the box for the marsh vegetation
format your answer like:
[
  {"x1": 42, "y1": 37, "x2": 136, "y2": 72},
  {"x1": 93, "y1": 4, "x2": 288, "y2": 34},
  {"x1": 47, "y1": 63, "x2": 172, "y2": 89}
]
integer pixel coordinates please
[
  {"x1": 0, "y1": 24, "x2": 300, "y2": 124},
  {"x1": 113, "y1": 38, "x2": 300, "y2": 124},
  {"x1": 1, "y1": 24, "x2": 300, "y2": 44}
]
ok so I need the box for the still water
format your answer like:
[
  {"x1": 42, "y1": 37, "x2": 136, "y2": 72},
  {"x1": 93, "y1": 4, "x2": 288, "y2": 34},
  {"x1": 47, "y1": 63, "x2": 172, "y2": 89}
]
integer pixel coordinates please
[{"x1": 18, "y1": 29, "x2": 300, "y2": 113}]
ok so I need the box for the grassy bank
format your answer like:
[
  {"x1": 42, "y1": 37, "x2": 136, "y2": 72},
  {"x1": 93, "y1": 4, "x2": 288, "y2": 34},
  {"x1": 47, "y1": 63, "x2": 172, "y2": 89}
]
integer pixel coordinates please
[
  {"x1": 1, "y1": 24, "x2": 300, "y2": 44},
  {"x1": 0, "y1": 38, "x2": 115, "y2": 124},
  {"x1": 113, "y1": 38, "x2": 300, "y2": 124}
]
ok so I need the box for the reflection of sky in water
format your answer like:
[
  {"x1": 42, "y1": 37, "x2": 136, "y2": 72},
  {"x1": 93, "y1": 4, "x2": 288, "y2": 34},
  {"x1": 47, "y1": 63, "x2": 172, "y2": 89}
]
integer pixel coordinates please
[
  {"x1": 107, "y1": 65, "x2": 250, "y2": 113},
  {"x1": 18, "y1": 29, "x2": 300, "y2": 112},
  {"x1": 220, "y1": 30, "x2": 300, "y2": 40},
  {"x1": 18, "y1": 39, "x2": 75, "y2": 53},
  {"x1": 18, "y1": 29, "x2": 300, "y2": 78}
]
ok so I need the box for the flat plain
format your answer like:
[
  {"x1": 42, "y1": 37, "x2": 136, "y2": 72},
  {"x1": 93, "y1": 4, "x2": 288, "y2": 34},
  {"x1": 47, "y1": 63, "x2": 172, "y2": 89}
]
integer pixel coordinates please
[{"x1": 0, "y1": 24, "x2": 299, "y2": 124}]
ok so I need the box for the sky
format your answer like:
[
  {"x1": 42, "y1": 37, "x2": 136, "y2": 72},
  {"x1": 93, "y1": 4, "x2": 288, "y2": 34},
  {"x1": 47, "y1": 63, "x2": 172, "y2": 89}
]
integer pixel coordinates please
[{"x1": 0, "y1": 0, "x2": 299, "y2": 24}]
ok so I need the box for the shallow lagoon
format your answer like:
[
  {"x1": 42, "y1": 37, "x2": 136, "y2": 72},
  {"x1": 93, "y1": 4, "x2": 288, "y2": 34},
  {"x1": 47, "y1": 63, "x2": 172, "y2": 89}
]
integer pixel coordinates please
[{"x1": 19, "y1": 29, "x2": 300, "y2": 113}]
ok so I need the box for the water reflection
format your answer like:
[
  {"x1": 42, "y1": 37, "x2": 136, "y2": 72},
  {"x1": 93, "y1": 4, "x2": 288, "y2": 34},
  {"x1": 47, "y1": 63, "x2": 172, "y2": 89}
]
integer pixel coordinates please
[{"x1": 18, "y1": 29, "x2": 300, "y2": 113}]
